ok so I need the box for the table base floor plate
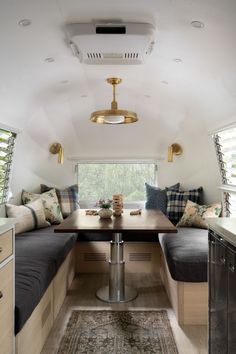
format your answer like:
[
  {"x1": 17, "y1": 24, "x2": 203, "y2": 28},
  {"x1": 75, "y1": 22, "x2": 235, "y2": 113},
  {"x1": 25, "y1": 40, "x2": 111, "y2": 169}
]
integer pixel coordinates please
[{"x1": 96, "y1": 285, "x2": 138, "y2": 303}]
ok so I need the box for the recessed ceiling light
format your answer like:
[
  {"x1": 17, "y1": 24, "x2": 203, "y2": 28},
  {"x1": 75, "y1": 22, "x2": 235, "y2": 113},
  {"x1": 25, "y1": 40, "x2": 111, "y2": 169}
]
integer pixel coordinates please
[
  {"x1": 18, "y1": 19, "x2": 31, "y2": 27},
  {"x1": 60, "y1": 80, "x2": 69, "y2": 84},
  {"x1": 161, "y1": 80, "x2": 168, "y2": 85},
  {"x1": 191, "y1": 21, "x2": 204, "y2": 28},
  {"x1": 81, "y1": 94, "x2": 88, "y2": 98},
  {"x1": 45, "y1": 57, "x2": 55, "y2": 63},
  {"x1": 173, "y1": 58, "x2": 183, "y2": 63},
  {"x1": 144, "y1": 94, "x2": 151, "y2": 98}
]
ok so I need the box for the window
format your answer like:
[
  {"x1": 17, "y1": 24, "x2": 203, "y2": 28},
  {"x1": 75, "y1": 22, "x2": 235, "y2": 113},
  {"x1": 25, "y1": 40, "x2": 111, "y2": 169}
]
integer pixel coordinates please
[
  {"x1": 0, "y1": 129, "x2": 16, "y2": 204},
  {"x1": 213, "y1": 126, "x2": 236, "y2": 216},
  {"x1": 77, "y1": 161, "x2": 157, "y2": 204}
]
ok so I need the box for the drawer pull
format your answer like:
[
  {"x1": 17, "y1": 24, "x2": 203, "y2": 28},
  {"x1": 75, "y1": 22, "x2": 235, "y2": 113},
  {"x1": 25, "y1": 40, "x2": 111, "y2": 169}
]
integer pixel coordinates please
[
  {"x1": 0, "y1": 247, "x2": 2, "y2": 253},
  {"x1": 229, "y1": 263, "x2": 235, "y2": 273},
  {"x1": 0, "y1": 291, "x2": 3, "y2": 299}
]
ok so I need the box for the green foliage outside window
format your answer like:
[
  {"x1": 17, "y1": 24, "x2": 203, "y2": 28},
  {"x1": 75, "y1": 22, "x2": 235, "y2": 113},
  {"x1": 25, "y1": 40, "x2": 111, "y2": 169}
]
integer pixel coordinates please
[{"x1": 77, "y1": 163, "x2": 156, "y2": 202}]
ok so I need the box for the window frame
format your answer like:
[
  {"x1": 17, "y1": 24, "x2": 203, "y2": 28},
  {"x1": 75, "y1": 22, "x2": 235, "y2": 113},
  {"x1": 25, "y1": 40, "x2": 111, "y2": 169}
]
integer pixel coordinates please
[
  {"x1": 0, "y1": 125, "x2": 17, "y2": 205},
  {"x1": 76, "y1": 159, "x2": 158, "y2": 209},
  {"x1": 212, "y1": 124, "x2": 236, "y2": 216}
]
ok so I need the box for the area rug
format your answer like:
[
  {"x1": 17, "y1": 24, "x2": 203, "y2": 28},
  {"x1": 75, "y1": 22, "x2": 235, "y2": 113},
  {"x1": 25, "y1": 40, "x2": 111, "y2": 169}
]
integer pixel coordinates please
[{"x1": 57, "y1": 310, "x2": 178, "y2": 354}]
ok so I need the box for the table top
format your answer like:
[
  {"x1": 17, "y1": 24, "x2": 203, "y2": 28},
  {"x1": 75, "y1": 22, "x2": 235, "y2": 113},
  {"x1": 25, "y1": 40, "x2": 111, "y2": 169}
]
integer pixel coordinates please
[{"x1": 54, "y1": 209, "x2": 177, "y2": 234}]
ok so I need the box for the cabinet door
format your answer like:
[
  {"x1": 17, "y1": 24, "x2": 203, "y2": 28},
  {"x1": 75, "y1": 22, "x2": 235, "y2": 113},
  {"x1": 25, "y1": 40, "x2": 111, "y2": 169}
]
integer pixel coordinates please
[
  {"x1": 0, "y1": 260, "x2": 13, "y2": 354},
  {"x1": 209, "y1": 233, "x2": 227, "y2": 354},
  {"x1": 228, "y1": 248, "x2": 236, "y2": 354}
]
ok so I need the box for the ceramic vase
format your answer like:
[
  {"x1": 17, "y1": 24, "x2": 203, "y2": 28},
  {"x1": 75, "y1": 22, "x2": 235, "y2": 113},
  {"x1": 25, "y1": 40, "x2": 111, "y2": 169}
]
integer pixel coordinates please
[{"x1": 98, "y1": 208, "x2": 113, "y2": 219}]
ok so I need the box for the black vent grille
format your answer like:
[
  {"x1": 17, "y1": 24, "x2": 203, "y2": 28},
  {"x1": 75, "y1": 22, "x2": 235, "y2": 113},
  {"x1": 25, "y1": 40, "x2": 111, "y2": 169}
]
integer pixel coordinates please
[
  {"x1": 129, "y1": 253, "x2": 152, "y2": 262},
  {"x1": 86, "y1": 52, "x2": 139, "y2": 60},
  {"x1": 84, "y1": 253, "x2": 106, "y2": 261}
]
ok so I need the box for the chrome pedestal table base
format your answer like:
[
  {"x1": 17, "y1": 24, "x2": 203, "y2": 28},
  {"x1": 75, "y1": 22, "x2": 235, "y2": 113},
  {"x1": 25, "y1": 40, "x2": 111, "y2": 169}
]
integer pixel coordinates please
[{"x1": 96, "y1": 233, "x2": 138, "y2": 303}]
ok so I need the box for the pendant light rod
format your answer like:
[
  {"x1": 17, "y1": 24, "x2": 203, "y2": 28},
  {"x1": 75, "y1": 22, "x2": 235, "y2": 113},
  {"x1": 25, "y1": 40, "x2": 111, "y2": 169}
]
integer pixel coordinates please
[
  {"x1": 90, "y1": 77, "x2": 138, "y2": 124},
  {"x1": 107, "y1": 77, "x2": 122, "y2": 110},
  {"x1": 112, "y1": 82, "x2": 117, "y2": 109}
]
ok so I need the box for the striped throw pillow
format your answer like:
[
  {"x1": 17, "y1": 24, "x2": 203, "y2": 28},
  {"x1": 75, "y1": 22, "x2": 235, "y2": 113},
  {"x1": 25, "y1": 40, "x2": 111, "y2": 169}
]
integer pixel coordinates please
[{"x1": 6, "y1": 199, "x2": 49, "y2": 234}]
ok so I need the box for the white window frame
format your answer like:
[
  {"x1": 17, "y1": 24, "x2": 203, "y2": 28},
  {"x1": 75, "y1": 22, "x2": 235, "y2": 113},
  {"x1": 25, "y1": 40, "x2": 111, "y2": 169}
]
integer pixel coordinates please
[
  {"x1": 0, "y1": 124, "x2": 18, "y2": 205},
  {"x1": 212, "y1": 123, "x2": 236, "y2": 216},
  {"x1": 75, "y1": 159, "x2": 158, "y2": 209}
]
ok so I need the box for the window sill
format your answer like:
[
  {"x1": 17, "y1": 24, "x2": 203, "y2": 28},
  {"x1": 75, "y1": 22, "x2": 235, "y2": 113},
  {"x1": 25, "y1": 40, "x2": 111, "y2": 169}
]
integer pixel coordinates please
[{"x1": 219, "y1": 185, "x2": 236, "y2": 193}]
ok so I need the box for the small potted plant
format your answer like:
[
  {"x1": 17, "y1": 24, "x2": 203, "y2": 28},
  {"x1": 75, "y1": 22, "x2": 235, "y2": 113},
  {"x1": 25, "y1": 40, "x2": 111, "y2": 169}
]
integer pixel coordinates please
[{"x1": 96, "y1": 198, "x2": 113, "y2": 219}]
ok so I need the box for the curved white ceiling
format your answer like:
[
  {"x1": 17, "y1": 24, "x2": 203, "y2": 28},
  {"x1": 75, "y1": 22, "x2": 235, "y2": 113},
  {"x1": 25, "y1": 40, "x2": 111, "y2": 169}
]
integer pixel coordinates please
[{"x1": 0, "y1": 0, "x2": 236, "y2": 157}]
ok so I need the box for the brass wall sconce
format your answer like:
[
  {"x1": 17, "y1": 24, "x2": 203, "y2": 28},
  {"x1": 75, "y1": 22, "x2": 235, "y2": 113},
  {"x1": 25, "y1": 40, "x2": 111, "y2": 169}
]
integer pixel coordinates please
[
  {"x1": 49, "y1": 143, "x2": 64, "y2": 164},
  {"x1": 168, "y1": 143, "x2": 183, "y2": 162}
]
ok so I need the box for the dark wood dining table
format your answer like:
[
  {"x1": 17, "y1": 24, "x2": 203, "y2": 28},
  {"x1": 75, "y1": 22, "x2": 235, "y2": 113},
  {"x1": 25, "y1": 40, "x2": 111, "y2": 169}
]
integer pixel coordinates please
[{"x1": 55, "y1": 209, "x2": 177, "y2": 303}]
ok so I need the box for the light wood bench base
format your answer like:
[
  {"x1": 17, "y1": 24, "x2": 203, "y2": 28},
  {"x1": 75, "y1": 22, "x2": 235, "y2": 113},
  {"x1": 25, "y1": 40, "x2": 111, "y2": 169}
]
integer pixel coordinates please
[
  {"x1": 160, "y1": 249, "x2": 208, "y2": 325},
  {"x1": 75, "y1": 241, "x2": 161, "y2": 274}
]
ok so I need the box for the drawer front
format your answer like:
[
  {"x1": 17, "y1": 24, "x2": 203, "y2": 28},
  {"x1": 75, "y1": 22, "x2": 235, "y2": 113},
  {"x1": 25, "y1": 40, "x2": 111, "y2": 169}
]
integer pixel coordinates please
[
  {"x1": 0, "y1": 260, "x2": 13, "y2": 354},
  {"x1": 0, "y1": 230, "x2": 13, "y2": 264}
]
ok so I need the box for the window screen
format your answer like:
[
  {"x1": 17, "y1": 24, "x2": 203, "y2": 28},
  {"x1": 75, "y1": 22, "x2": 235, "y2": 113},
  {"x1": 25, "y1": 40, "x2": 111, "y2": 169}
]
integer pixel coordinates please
[
  {"x1": 77, "y1": 162, "x2": 157, "y2": 202},
  {"x1": 0, "y1": 129, "x2": 16, "y2": 204}
]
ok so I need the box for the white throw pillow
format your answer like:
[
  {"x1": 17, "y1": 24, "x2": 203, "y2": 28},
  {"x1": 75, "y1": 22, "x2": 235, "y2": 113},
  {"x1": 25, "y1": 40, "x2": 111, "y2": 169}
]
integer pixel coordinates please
[
  {"x1": 22, "y1": 188, "x2": 63, "y2": 224},
  {"x1": 6, "y1": 199, "x2": 49, "y2": 234}
]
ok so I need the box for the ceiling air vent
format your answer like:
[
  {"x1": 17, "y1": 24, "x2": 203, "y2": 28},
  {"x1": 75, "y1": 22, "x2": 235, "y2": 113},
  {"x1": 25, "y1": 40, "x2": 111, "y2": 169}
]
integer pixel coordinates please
[{"x1": 67, "y1": 22, "x2": 156, "y2": 65}]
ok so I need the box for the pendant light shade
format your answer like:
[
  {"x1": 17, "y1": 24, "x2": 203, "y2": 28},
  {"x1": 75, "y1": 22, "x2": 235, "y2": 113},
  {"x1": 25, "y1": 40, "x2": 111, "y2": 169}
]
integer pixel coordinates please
[{"x1": 90, "y1": 77, "x2": 138, "y2": 124}]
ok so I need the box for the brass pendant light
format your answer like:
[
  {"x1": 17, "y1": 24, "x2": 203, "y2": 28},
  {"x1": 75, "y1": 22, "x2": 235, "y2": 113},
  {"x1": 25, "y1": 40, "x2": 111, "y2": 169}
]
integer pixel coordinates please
[{"x1": 90, "y1": 77, "x2": 138, "y2": 124}]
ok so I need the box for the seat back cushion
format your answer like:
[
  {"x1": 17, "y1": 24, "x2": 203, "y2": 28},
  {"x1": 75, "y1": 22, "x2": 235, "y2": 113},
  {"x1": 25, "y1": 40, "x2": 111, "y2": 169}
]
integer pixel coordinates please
[
  {"x1": 6, "y1": 199, "x2": 49, "y2": 234},
  {"x1": 41, "y1": 184, "x2": 79, "y2": 218},
  {"x1": 145, "y1": 182, "x2": 180, "y2": 214},
  {"x1": 176, "y1": 200, "x2": 222, "y2": 229},
  {"x1": 166, "y1": 187, "x2": 203, "y2": 224},
  {"x1": 22, "y1": 189, "x2": 63, "y2": 224}
]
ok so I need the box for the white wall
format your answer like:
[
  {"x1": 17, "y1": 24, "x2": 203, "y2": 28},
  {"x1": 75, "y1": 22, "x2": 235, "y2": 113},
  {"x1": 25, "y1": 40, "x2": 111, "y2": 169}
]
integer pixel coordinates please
[
  {"x1": 9, "y1": 132, "x2": 76, "y2": 204},
  {"x1": 2, "y1": 114, "x2": 221, "y2": 206}
]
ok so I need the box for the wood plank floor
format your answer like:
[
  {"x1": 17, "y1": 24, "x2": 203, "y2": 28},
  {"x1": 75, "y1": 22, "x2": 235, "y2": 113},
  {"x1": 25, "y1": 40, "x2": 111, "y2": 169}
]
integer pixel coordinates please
[{"x1": 41, "y1": 273, "x2": 207, "y2": 354}]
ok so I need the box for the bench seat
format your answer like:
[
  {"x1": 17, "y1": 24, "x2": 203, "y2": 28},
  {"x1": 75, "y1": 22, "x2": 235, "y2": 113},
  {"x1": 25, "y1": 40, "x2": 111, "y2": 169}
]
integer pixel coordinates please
[
  {"x1": 159, "y1": 227, "x2": 208, "y2": 282},
  {"x1": 15, "y1": 226, "x2": 76, "y2": 334},
  {"x1": 159, "y1": 227, "x2": 208, "y2": 325}
]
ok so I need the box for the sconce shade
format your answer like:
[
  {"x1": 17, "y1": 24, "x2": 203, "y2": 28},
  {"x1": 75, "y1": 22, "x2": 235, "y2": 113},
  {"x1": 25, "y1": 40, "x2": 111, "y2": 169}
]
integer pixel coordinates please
[
  {"x1": 168, "y1": 143, "x2": 183, "y2": 162},
  {"x1": 49, "y1": 143, "x2": 64, "y2": 164},
  {"x1": 90, "y1": 77, "x2": 138, "y2": 124}
]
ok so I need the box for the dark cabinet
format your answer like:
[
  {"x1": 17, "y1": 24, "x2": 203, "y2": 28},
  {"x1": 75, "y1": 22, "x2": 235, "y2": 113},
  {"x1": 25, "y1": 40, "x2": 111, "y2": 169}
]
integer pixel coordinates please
[{"x1": 209, "y1": 230, "x2": 236, "y2": 354}]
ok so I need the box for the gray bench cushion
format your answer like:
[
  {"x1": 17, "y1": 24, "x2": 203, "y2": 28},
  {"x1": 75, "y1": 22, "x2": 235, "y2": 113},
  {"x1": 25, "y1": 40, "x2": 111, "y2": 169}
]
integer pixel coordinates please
[
  {"x1": 15, "y1": 226, "x2": 76, "y2": 334},
  {"x1": 159, "y1": 227, "x2": 208, "y2": 282}
]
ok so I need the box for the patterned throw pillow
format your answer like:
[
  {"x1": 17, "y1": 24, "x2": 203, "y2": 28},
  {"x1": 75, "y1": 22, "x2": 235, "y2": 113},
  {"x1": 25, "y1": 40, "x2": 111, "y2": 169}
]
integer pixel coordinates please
[
  {"x1": 176, "y1": 200, "x2": 222, "y2": 229},
  {"x1": 6, "y1": 199, "x2": 49, "y2": 234},
  {"x1": 40, "y1": 184, "x2": 79, "y2": 218},
  {"x1": 145, "y1": 183, "x2": 180, "y2": 214},
  {"x1": 166, "y1": 187, "x2": 203, "y2": 223},
  {"x1": 22, "y1": 189, "x2": 63, "y2": 224}
]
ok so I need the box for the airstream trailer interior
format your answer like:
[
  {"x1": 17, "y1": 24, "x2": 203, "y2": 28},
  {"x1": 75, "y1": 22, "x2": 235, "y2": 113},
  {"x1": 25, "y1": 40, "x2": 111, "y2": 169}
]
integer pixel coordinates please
[{"x1": 0, "y1": 1, "x2": 236, "y2": 353}]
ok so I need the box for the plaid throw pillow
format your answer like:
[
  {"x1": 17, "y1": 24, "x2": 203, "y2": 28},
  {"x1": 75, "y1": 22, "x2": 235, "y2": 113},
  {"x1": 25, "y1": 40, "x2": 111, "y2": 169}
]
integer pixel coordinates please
[
  {"x1": 166, "y1": 187, "x2": 203, "y2": 223},
  {"x1": 145, "y1": 182, "x2": 180, "y2": 214},
  {"x1": 41, "y1": 184, "x2": 79, "y2": 218}
]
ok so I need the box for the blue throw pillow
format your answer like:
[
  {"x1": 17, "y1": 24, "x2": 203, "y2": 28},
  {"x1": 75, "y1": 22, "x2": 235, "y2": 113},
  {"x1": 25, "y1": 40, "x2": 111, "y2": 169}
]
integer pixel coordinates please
[{"x1": 145, "y1": 182, "x2": 180, "y2": 214}]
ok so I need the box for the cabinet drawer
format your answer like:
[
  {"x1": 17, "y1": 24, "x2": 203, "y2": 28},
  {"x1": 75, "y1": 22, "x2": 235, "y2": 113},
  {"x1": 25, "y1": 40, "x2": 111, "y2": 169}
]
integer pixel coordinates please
[
  {"x1": 0, "y1": 230, "x2": 13, "y2": 264},
  {"x1": 0, "y1": 260, "x2": 13, "y2": 354}
]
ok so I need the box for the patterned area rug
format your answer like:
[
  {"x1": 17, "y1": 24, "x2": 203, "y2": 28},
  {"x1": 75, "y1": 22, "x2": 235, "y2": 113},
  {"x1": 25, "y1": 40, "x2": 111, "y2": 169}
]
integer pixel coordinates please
[{"x1": 57, "y1": 310, "x2": 178, "y2": 354}]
